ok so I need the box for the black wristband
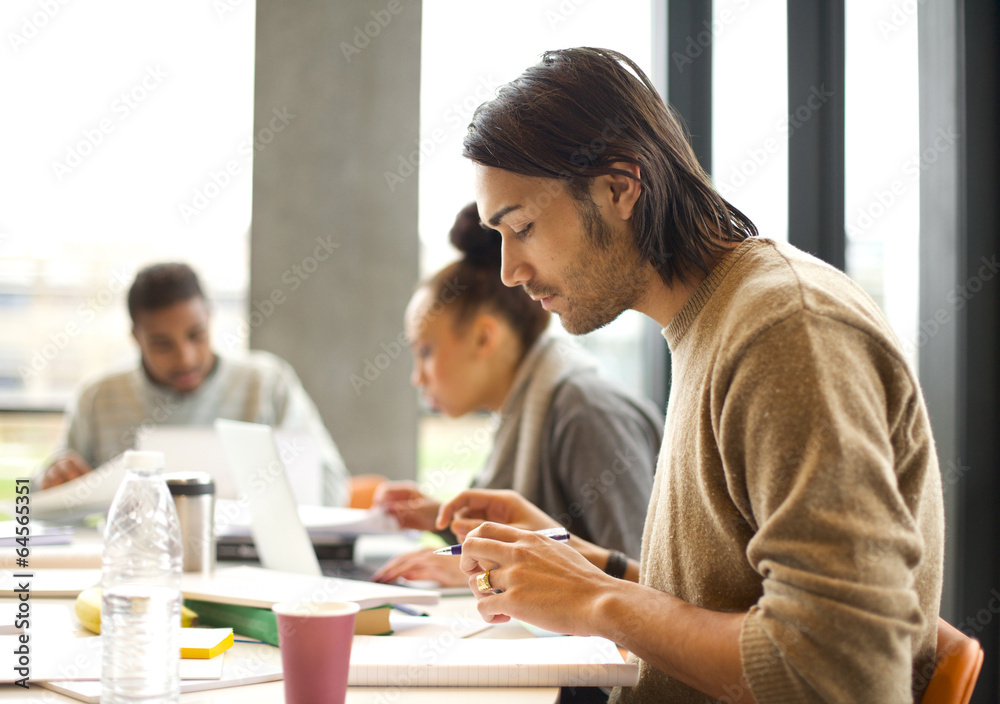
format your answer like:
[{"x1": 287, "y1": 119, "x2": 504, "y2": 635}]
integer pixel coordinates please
[{"x1": 604, "y1": 550, "x2": 628, "y2": 579}]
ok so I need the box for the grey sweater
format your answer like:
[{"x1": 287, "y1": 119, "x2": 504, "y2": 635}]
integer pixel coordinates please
[
  {"x1": 474, "y1": 338, "x2": 663, "y2": 559},
  {"x1": 41, "y1": 350, "x2": 350, "y2": 506}
]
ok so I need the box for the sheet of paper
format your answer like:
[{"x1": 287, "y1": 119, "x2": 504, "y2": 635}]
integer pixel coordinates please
[
  {"x1": 0, "y1": 633, "x2": 229, "y2": 683},
  {"x1": 0, "y1": 520, "x2": 74, "y2": 547},
  {"x1": 214, "y1": 501, "x2": 399, "y2": 539},
  {"x1": 388, "y1": 611, "x2": 493, "y2": 639},
  {"x1": 181, "y1": 565, "x2": 439, "y2": 609},
  {"x1": 40, "y1": 642, "x2": 281, "y2": 703},
  {"x1": 26, "y1": 457, "x2": 127, "y2": 521},
  {"x1": 0, "y1": 543, "x2": 103, "y2": 571},
  {"x1": 346, "y1": 635, "x2": 638, "y2": 687},
  {"x1": 0, "y1": 604, "x2": 24, "y2": 635},
  {"x1": 0, "y1": 569, "x2": 101, "y2": 599},
  {"x1": 0, "y1": 633, "x2": 102, "y2": 683}
]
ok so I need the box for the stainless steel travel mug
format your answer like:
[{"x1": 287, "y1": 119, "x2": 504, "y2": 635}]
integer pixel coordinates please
[{"x1": 166, "y1": 472, "x2": 216, "y2": 574}]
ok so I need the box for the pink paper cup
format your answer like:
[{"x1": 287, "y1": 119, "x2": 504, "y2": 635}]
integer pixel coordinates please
[{"x1": 272, "y1": 601, "x2": 360, "y2": 704}]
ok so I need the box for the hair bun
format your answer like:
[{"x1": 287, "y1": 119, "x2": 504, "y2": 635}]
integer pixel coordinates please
[{"x1": 450, "y1": 202, "x2": 501, "y2": 266}]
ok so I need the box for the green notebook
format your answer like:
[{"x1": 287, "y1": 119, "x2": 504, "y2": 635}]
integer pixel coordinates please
[{"x1": 185, "y1": 599, "x2": 392, "y2": 645}]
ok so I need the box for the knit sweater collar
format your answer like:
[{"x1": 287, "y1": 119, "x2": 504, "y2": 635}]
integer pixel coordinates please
[
  {"x1": 136, "y1": 353, "x2": 224, "y2": 401},
  {"x1": 662, "y1": 238, "x2": 760, "y2": 350}
]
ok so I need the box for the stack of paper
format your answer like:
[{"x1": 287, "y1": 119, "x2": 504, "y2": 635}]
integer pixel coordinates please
[
  {"x1": 0, "y1": 520, "x2": 74, "y2": 547},
  {"x1": 0, "y1": 569, "x2": 101, "y2": 598},
  {"x1": 26, "y1": 457, "x2": 127, "y2": 521},
  {"x1": 214, "y1": 501, "x2": 399, "y2": 540},
  {"x1": 347, "y1": 635, "x2": 637, "y2": 687},
  {"x1": 35, "y1": 640, "x2": 283, "y2": 703},
  {"x1": 180, "y1": 565, "x2": 439, "y2": 609}
]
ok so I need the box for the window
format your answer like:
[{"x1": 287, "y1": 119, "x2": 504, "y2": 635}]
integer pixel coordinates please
[
  {"x1": 712, "y1": 0, "x2": 789, "y2": 242},
  {"x1": 844, "y1": 0, "x2": 920, "y2": 364},
  {"x1": 1, "y1": 1, "x2": 255, "y2": 481},
  {"x1": 418, "y1": 0, "x2": 657, "y2": 492}
]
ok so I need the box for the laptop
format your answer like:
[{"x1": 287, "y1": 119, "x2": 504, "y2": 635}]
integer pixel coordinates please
[
  {"x1": 138, "y1": 425, "x2": 322, "y2": 503},
  {"x1": 213, "y1": 419, "x2": 377, "y2": 581}
]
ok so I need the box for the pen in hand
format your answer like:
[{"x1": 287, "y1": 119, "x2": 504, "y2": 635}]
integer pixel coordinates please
[{"x1": 433, "y1": 526, "x2": 570, "y2": 555}]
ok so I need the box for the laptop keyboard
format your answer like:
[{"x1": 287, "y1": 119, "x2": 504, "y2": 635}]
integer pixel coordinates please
[{"x1": 319, "y1": 560, "x2": 379, "y2": 581}]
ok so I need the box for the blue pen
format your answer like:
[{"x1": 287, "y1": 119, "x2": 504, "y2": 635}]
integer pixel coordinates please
[
  {"x1": 392, "y1": 604, "x2": 429, "y2": 617},
  {"x1": 433, "y1": 526, "x2": 570, "y2": 555}
]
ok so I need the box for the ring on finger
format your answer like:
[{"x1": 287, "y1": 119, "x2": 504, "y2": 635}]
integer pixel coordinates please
[{"x1": 476, "y1": 569, "x2": 497, "y2": 593}]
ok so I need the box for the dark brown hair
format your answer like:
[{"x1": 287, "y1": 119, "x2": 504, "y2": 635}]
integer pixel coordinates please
[
  {"x1": 462, "y1": 47, "x2": 757, "y2": 286},
  {"x1": 424, "y1": 203, "x2": 550, "y2": 354},
  {"x1": 127, "y1": 262, "x2": 205, "y2": 325}
]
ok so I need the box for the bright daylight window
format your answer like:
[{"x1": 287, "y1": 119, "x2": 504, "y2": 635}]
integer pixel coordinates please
[
  {"x1": 1, "y1": 1, "x2": 255, "y2": 480},
  {"x1": 711, "y1": 0, "x2": 788, "y2": 242},
  {"x1": 714, "y1": 0, "x2": 919, "y2": 362},
  {"x1": 844, "y1": 0, "x2": 920, "y2": 365},
  {"x1": 418, "y1": 0, "x2": 657, "y2": 496}
]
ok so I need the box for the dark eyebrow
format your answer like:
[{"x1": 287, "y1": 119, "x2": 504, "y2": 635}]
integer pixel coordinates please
[{"x1": 487, "y1": 205, "x2": 523, "y2": 228}]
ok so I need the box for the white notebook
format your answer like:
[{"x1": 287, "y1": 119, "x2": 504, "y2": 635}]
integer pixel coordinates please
[
  {"x1": 39, "y1": 641, "x2": 283, "y2": 703},
  {"x1": 180, "y1": 565, "x2": 440, "y2": 609},
  {"x1": 347, "y1": 635, "x2": 638, "y2": 687}
]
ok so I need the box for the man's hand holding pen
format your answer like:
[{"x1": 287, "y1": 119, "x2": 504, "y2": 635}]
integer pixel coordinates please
[
  {"x1": 455, "y1": 521, "x2": 619, "y2": 637},
  {"x1": 436, "y1": 488, "x2": 563, "y2": 540}
]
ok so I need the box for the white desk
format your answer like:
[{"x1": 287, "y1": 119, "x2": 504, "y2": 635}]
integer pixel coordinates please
[{"x1": 0, "y1": 595, "x2": 560, "y2": 703}]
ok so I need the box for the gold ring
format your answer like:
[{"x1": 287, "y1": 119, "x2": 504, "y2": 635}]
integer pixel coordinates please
[{"x1": 476, "y1": 570, "x2": 493, "y2": 593}]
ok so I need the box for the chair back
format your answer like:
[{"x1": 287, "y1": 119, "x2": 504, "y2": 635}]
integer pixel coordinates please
[
  {"x1": 921, "y1": 618, "x2": 984, "y2": 704},
  {"x1": 349, "y1": 474, "x2": 387, "y2": 509}
]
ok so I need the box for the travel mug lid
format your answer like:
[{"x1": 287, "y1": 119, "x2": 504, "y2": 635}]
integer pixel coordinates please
[{"x1": 165, "y1": 472, "x2": 216, "y2": 496}]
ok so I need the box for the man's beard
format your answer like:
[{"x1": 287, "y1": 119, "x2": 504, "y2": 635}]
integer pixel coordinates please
[{"x1": 551, "y1": 198, "x2": 646, "y2": 335}]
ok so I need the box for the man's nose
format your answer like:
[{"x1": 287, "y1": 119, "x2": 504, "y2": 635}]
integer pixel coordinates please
[
  {"x1": 500, "y1": 238, "x2": 531, "y2": 289},
  {"x1": 177, "y1": 342, "x2": 198, "y2": 367}
]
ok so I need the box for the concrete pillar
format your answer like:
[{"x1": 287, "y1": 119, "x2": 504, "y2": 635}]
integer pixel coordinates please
[{"x1": 250, "y1": 0, "x2": 421, "y2": 481}]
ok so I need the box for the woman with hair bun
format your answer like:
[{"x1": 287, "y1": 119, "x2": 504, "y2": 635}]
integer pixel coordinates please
[{"x1": 372, "y1": 203, "x2": 662, "y2": 587}]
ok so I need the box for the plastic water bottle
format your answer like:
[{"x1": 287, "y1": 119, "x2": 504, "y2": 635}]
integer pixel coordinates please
[{"x1": 101, "y1": 450, "x2": 183, "y2": 703}]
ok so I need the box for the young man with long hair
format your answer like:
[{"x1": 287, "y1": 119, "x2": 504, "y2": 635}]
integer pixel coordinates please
[{"x1": 443, "y1": 47, "x2": 943, "y2": 704}]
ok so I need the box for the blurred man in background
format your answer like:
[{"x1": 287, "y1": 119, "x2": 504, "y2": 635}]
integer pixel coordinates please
[{"x1": 37, "y1": 262, "x2": 350, "y2": 506}]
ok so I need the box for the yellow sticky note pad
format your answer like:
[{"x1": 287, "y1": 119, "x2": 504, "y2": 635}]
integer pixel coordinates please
[{"x1": 180, "y1": 627, "x2": 235, "y2": 659}]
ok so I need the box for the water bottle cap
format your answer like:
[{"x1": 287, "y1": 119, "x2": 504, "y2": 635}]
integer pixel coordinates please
[{"x1": 122, "y1": 450, "x2": 164, "y2": 472}]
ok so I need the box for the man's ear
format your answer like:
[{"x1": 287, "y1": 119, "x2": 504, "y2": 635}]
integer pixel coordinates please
[{"x1": 604, "y1": 161, "x2": 642, "y2": 220}]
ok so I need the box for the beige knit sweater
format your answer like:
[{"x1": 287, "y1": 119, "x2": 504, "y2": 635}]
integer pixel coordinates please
[{"x1": 611, "y1": 238, "x2": 944, "y2": 703}]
